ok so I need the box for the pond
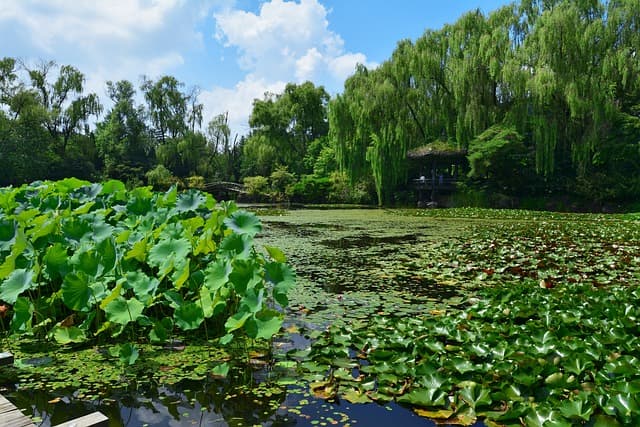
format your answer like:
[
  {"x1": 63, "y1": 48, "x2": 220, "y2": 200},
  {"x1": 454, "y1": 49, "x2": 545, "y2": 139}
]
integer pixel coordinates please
[{"x1": 1, "y1": 208, "x2": 475, "y2": 426}]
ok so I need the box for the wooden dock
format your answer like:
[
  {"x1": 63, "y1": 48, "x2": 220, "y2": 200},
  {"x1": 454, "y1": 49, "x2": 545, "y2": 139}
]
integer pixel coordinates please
[{"x1": 0, "y1": 352, "x2": 108, "y2": 427}]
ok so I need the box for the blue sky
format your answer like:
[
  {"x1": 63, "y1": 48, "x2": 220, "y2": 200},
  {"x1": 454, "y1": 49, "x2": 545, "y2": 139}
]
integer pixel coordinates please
[{"x1": 0, "y1": 0, "x2": 511, "y2": 136}]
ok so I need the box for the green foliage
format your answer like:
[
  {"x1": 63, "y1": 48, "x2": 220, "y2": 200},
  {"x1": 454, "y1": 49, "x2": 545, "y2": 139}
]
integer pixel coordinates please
[
  {"x1": 145, "y1": 164, "x2": 177, "y2": 190},
  {"x1": 299, "y1": 208, "x2": 640, "y2": 426},
  {"x1": 289, "y1": 175, "x2": 332, "y2": 203},
  {"x1": 0, "y1": 180, "x2": 294, "y2": 357},
  {"x1": 245, "y1": 82, "x2": 330, "y2": 177},
  {"x1": 243, "y1": 176, "x2": 270, "y2": 200},
  {"x1": 331, "y1": 0, "x2": 640, "y2": 204},
  {"x1": 467, "y1": 125, "x2": 534, "y2": 194}
]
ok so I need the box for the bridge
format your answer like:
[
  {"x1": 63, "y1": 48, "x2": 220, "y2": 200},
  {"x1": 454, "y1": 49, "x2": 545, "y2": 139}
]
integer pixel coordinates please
[{"x1": 202, "y1": 181, "x2": 246, "y2": 199}]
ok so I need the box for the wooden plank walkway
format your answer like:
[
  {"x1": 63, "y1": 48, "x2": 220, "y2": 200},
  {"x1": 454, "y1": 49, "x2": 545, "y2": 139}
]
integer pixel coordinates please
[{"x1": 0, "y1": 352, "x2": 108, "y2": 427}]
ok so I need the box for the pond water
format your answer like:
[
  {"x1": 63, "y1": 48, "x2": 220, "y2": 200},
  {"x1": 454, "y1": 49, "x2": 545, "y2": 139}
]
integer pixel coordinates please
[{"x1": 1, "y1": 209, "x2": 480, "y2": 426}]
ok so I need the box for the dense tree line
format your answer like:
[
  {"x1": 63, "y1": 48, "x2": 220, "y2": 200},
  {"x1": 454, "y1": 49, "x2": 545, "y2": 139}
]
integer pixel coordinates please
[
  {"x1": 331, "y1": 0, "x2": 640, "y2": 205},
  {"x1": 0, "y1": 58, "x2": 338, "y2": 197}
]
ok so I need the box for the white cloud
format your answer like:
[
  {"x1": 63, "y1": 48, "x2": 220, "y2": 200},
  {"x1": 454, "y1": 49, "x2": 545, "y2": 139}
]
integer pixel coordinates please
[
  {"x1": 200, "y1": 75, "x2": 288, "y2": 137},
  {"x1": 208, "y1": 0, "x2": 376, "y2": 135}
]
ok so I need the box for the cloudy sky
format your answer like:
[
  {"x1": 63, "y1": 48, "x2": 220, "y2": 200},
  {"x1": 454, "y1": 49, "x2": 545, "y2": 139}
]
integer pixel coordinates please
[{"x1": 0, "y1": 0, "x2": 510, "y2": 136}]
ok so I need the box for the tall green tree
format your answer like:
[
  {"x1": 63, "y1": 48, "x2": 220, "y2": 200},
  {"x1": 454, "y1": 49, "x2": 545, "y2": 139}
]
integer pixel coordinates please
[
  {"x1": 23, "y1": 60, "x2": 102, "y2": 158},
  {"x1": 95, "y1": 80, "x2": 153, "y2": 182},
  {"x1": 244, "y1": 82, "x2": 329, "y2": 177}
]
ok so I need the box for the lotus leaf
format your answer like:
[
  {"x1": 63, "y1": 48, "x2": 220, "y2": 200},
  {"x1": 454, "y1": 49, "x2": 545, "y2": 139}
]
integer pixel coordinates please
[
  {"x1": 0, "y1": 268, "x2": 33, "y2": 304},
  {"x1": 104, "y1": 297, "x2": 145, "y2": 325}
]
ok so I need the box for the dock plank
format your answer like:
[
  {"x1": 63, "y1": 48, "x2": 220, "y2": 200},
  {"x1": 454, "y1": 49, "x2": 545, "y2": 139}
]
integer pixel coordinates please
[
  {"x1": 0, "y1": 352, "x2": 15, "y2": 366},
  {"x1": 0, "y1": 395, "x2": 36, "y2": 427},
  {"x1": 54, "y1": 412, "x2": 109, "y2": 427}
]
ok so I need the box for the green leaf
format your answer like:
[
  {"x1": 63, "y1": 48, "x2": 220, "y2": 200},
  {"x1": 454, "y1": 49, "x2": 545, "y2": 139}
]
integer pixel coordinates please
[
  {"x1": 224, "y1": 210, "x2": 262, "y2": 237},
  {"x1": 125, "y1": 271, "x2": 159, "y2": 305},
  {"x1": 458, "y1": 383, "x2": 492, "y2": 410},
  {"x1": 245, "y1": 310, "x2": 283, "y2": 340},
  {"x1": 174, "y1": 302, "x2": 204, "y2": 331},
  {"x1": 559, "y1": 398, "x2": 594, "y2": 421},
  {"x1": 118, "y1": 343, "x2": 139, "y2": 365},
  {"x1": 211, "y1": 362, "x2": 229, "y2": 378},
  {"x1": 43, "y1": 243, "x2": 70, "y2": 279},
  {"x1": 53, "y1": 326, "x2": 86, "y2": 344},
  {"x1": 149, "y1": 318, "x2": 173, "y2": 343},
  {"x1": 148, "y1": 238, "x2": 191, "y2": 271},
  {"x1": 265, "y1": 262, "x2": 296, "y2": 307},
  {"x1": 225, "y1": 311, "x2": 252, "y2": 332},
  {"x1": 220, "y1": 234, "x2": 252, "y2": 259},
  {"x1": 204, "y1": 259, "x2": 232, "y2": 291},
  {"x1": 104, "y1": 297, "x2": 145, "y2": 325},
  {"x1": 176, "y1": 190, "x2": 206, "y2": 212},
  {"x1": 397, "y1": 387, "x2": 448, "y2": 407},
  {"x1": 0, "y1": 218, "x2": 17, "y2": 251},
  {"x1": 10, "y1": 297, "x2": 34, "y2": 333},
  {"x1": 61, "y1": 271, "x2": 93, "y2": 312},
  {"x1": 0, "y1": 269, "x2": 34, "y2": 305},
  {"x1": 241, "y1": 287, "x2": 264, "y2": 313},
  {"x1": 264, "y1": 245, "x2": 287, "y2": 262}
]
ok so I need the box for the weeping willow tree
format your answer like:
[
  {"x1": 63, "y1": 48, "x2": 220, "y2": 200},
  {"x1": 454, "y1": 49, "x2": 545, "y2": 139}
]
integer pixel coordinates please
[{"x1": 331, "y1": 0, "x2": 640, "y2": 204}]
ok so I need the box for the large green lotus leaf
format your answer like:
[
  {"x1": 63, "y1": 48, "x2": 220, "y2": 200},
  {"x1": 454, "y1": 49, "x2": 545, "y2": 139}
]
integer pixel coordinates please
[
  {"x1": 224, "y1": 210, "x2": 262, "y2": 237},
  {"x1": 148, "y1": 238, "x2": 191, "y2": 269},
  {"x1": 100, "y1": 179, "x2": 126, "y2": 195},
  {"x1": 458, "y1": 383, "x2": 492, "y2": 410},
  {"x1": 174, "y1": 302, "x2": 204, "y2": 331},
  {"x1": 104, "y1": 297, "x2": 145, "y2": 325},
  {"x1": 53, "y1": 326, "x2": 87, "y2": 344},
  {"x1": 204, "y1": 259, "x2": 232, "y2": 291},
  {"x1": 176, "y1": 190, "x2": 207, "y2": 212},
  {"x1": 396, "y1": 387, "x2": 448, "y2": 407},
  {"x1": 43, "y1": 243, "x2": 70, "y2": 279},
  {"x1": 92, "y1": 220, "x2": 116, "y2": 243},
  {"x1": 161, "y1": 185, "x2": 178, "y2": 207},
  {"x1": 244, "y1": 310, "x2": 283, "y2": 340},
  {"x1": 54, "y1": 177, "x2": 91, "y2": 194},
  {"x1": 0, "y1": 229, "x2": 27, "y2": 280},
  {"x1": 225, "y1": 310, "x2": 252, "y2": 332},
  {"x1": 126, "y1": 271, "x2": 159, "y2": 305},
  {"x1": 62, "y1": 217, "x2": 92, "y2": 242},
  {"x1": 229, "y1": 259, "x2": 261, "y2": 294},
  {"x1": 126, "y1": 196, "x2": 153, "y2": 216},
  {"x1": 264, "y1": 245, "x2": 287, "y2": 263},
  {"x1": 170, "y1": 258, "x2": 190, "y2": 289},
  {"x1": 72, "y1": 182, "x2": 102, "y2": 202},
  {"x1": 10, "y1": 296, "x2": 34, "y2": 333},
  {"x1": 559, "y1": 398, "x2": 594, "y2": 421},
  {"x1": 220, "y1": 233, "x2": 252, "y2": 259},
  {"x1": 265, "y1": 262, "x2": 296, "y2": 307},
  {"x1": 97, "y1": 238, "x2": 117, "y2": 274},
  {"x1": 524, "y1": 406, "x2": 571, "y2": 427},
  {"x1": 0, "y1": 218, "x2": 16, "y2": 251},
  {"x1": 0, "y1": 269, "x2": 34, "y2": 305},
  {"x1": 125, "y1": 237, "x2": 148, "y2": 262},
  {"x1": 149, "y1": 318, "x2": 173, "y2": 343},
  {"x1": 70, "y1": 247, "x2": 100, "y2": 277},
  {"x1": 118, "y1": 343, "x2": 139, "y2": 365},
  {"x1": 240, "y1": 287, "x2": 264, "y2": 314}
]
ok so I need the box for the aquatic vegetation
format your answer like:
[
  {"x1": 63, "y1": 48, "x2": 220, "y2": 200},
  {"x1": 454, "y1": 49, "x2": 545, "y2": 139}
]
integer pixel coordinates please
[
  {"x1": 0, "y1": 179, "x2": 295, "y2": 362},
  {"x1": 292, "y1": 209, "x2": 640, "y2": 426}
]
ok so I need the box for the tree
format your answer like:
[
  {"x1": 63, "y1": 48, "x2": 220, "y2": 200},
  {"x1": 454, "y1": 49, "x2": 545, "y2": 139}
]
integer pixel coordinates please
[
  {"x1": 95, "y1": 80, "x2": 153, "y2": 182},
  {"x1": 22, "y1": 60, "x2": 102, "y2": 157},
  {"x1": 245, "y1": 82, "x2": 330, "y2": 177}
]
